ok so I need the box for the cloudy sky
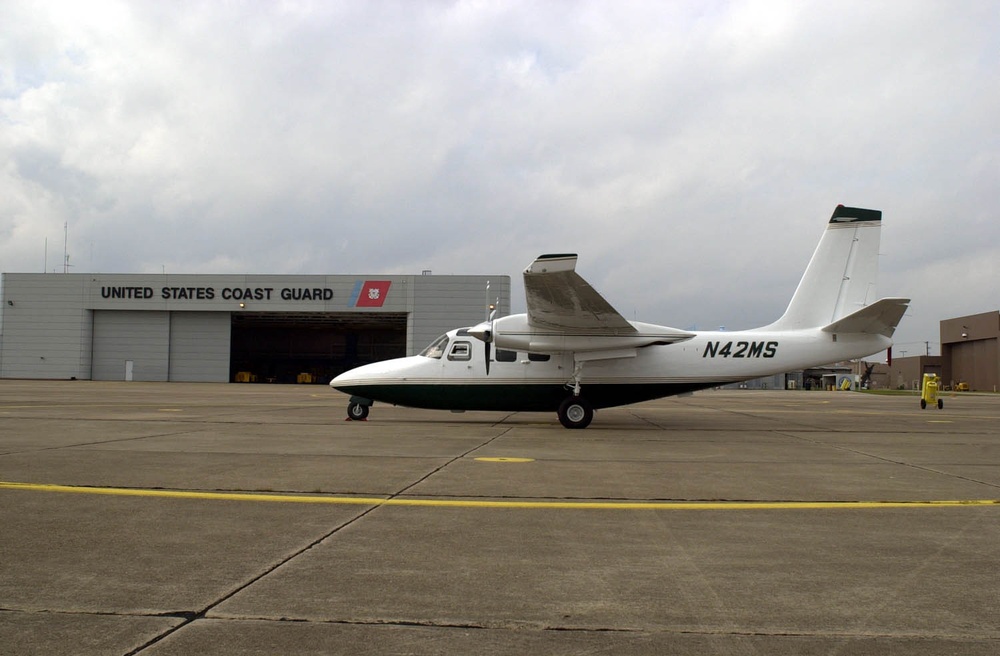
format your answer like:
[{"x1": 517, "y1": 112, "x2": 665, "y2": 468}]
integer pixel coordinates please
[{"x1": 2, "y1": 0, "x2": 997, "y2": 355}]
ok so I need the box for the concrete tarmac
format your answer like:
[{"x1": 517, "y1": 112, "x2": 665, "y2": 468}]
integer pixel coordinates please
[{"x1": 1, "y1": 380, "x2": 998, "y2": 655}]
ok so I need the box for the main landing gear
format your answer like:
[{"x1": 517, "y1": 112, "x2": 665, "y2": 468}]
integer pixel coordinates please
[
  {"x1": 557, "y1": 360, "x2": 594, "y2": 429},
  {"x1": 557, "y1": 395, "x2": 593, "y2": 429}
]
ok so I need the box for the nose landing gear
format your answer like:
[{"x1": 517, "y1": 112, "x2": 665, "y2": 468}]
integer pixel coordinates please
[{"x1": 346, "y1": 396, "x2": 373, "y2": 421}]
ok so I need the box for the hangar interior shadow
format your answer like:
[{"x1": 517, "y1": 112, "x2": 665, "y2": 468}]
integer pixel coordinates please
[{"x1": 229, "y1": 312, "x2": 406, "y2": 384}]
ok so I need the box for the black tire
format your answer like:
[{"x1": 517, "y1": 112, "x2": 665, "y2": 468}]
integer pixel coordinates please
[
  {"x1": 920, "y1": 399, "x2": 926, "y2": 410},
  {"x1": 558, "y1": 396, "x2": 593, "y2": 429},
  {"x1": 937, "y1": 399, "x2": 943, "y2": 410},
  {"x1": 347, "y1": 402, "x2": 370, "y2": 421}
]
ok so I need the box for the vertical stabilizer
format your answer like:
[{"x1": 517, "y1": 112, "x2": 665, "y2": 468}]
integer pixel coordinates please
[{"x1": 767, "y1": 206, "x2": 882, "y2": 330}]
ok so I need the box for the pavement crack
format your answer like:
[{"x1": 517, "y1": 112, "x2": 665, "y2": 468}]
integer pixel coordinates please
[
  {"x1": 206, "y1": 613, "x2": 646, "y2": 633},
  {"x1": 781, "y1": 430, "x2": 1000, "y2": 491},
  {"x1": 126, "y1": 504, "x2": 382, "y2": 654},
  {"x1": 0, "y1": 429, "x2": 207, "y2": 456},
  {"x1": 389, "y1": 427, "x2": 514, "y2": 498},
  {"x1": 150, "y1": 610, "x2": 200, "y2": 621}
]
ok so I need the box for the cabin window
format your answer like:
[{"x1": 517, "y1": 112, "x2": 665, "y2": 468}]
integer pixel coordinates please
[
  {"x1": 448, "y1": 341, "x2": 472, "y2": 361},
  {"x1": 528, "y1": 353, "x2": 550, "y2": 362},
  {"x1": 420, "y1": 334, "x2": 449, "y2": 359},
  {"x1": 496, "y1": 349, "x2": 517, "y2": 362}
]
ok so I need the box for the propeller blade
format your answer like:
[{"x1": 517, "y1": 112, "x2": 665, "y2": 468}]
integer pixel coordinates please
[
  {"x1": 486, "y1": 305, "x2": 496, "y2": 375},
  {"x1": 471, "y1": 306, "x2": 499, "y2": 376}
]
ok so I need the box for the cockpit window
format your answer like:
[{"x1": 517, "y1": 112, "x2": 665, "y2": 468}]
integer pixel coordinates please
[
  {"x1": 448, "y1": 341, "x2": 472, "y2": 361},
  {"x1": 420, "y1": 334, "x2": 449, "y2": 359}
]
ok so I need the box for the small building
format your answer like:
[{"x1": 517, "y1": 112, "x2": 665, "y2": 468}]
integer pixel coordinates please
[
  {"x1": 941, "y1": 311, "x2": 1000, "y2": 392},
  {"x1": 884, "y1": 356, "x2": 943, "y2": 390}
]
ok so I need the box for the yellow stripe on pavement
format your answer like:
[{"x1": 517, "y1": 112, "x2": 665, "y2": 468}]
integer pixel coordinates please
[{"x1": 1, "y1": 481, "x2": 998, "y2": 511}]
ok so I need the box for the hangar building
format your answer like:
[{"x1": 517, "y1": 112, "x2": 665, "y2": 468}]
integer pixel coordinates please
[
  {"x1": 0, "y1": 272, "x2": 510, "y2": 383},
  {"x1": 940, "y1": 310, "x2": 1000, "y2": 391}
]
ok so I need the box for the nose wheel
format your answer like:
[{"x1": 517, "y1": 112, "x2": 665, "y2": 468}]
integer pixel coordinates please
[
  {"x1": 347, "y1": 398, "x2": 371, "y2": 421},
  {"x1": 557, "y1": 396, "x2": 593, "y2": 429}
]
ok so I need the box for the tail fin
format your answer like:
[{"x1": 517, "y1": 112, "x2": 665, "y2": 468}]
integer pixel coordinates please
[{"x1": 768, "y1": 205, "x2": 892, "y2": 331}]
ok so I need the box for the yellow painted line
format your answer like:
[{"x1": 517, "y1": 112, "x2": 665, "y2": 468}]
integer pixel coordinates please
[
  {"x1": 1, "y1": 481, "x2": 998, "y2": 510},
  {"x1": 474, "y1": 457, "x2": 535, "y2": 463}
]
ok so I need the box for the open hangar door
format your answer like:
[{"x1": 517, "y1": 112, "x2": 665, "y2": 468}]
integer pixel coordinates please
[{"x1": 229, "y1": 312, "x2": 406, "y2": 384}]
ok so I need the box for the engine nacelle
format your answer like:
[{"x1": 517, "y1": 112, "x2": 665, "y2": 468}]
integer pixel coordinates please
[{"x1": 468, "y1": 314, "x2": 692, "y2": 354}]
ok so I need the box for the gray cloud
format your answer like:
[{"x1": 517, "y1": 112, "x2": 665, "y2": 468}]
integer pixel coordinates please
[{"x1": 2, "y1": 0, "x2": 997, "y2": 354}]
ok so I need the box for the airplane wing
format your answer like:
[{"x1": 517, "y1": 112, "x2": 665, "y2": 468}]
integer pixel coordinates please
[
  {"x1": 523, "y1": 254, "x2": 637, "y2": 334},
  {"x1": 821, "y1": 297, "x2": 910, "y2": 338}
]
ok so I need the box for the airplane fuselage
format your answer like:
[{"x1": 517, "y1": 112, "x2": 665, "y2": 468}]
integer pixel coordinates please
[{"x1": 331, "y1": 320, "x2": 891, "y2": 413}]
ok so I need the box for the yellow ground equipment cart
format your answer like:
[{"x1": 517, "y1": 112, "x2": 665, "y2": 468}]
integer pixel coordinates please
[{"x1": 920, "y1": 373, "x2": 943, "y2": 410}]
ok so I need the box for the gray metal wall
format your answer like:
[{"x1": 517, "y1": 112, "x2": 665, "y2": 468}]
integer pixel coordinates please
[
  {"x1": 409, "y1": 276, "x2": 511, "y2": 353},
  {"x1": 0, "y1": 274, "x2": 92, "y2": 379},
  {"x1": 89, "y1": 311, "x2": 231, "y2": 382},
  {"x1": 92, "y1": 311, "x2": 170, "y2": 381},
  {"x1": 169, "y1": 312, "x2": 231, "y2": 382}
]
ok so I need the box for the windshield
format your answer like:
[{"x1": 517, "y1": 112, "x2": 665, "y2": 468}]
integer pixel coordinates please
[{"x1": 419, "y1": 334, "x2": 449, "y2": 359}]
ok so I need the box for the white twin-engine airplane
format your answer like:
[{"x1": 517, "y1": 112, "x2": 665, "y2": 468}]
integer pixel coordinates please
[{"x1": 331, "y1": 206, "x2": 909, "y2": 428}]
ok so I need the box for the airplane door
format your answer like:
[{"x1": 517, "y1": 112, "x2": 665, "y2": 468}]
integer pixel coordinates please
[{"x1": 445, "y1": 340, "x2": 478, "y2": 380}]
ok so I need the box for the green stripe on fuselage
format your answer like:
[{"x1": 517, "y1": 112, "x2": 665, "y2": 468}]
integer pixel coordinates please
[{"x1": 333, "y1": 382, "x2": 722, "y2": 412}]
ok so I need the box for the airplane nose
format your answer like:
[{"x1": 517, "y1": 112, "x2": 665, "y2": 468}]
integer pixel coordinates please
[{"x1": 330, "y1": 368, "x2": 361, "y2": 387}]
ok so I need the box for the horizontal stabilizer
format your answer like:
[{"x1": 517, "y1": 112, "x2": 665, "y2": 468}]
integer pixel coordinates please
[{"x1": 821, "y1": 298, "x2": 910, "y2": 338}]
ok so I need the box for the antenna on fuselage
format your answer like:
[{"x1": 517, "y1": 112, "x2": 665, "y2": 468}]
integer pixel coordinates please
[{"x1": 485, "y1": 280, "x2": 491, "y2": 321}]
